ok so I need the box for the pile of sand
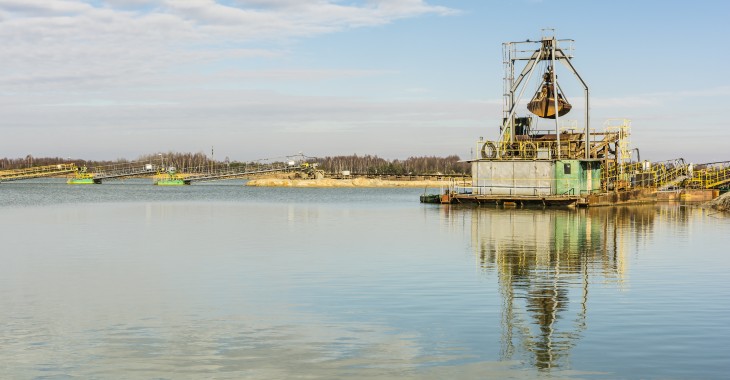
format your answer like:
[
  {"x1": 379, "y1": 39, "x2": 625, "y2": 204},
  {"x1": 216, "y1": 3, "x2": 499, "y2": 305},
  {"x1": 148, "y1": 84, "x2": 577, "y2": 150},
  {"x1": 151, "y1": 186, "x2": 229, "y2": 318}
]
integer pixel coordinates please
[
  {"x1": 246, "y1": 177, "x2": 455, "y2": 188},
  {"x1": 705, "y1": 191, "x2": 730, "y2": 212}
]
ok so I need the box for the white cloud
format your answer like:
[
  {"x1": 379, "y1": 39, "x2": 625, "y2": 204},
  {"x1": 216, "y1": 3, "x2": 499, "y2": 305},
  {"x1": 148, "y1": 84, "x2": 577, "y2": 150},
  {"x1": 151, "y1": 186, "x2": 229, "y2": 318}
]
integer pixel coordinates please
[
  {"x1": 0, "y1": 87, "x2": 491, "y2": 159},
  {"x1": 590, "y1": 96, "x2": 661, "y2": 109},
  {"x1": 643, "y1": 86, "x2": 730, "y2": 99},
  {"x1": 0, "y1": 0, "x2": 93, "y2": 16},
  {"x1": 209, "y1": 68, "x2": 397, "y2": 82},
  {"x1": 0, "y1": 0, "x2": 456, "y2": 92},
  {"x1": 0, "y1": 1, "x2": 467, "y2": 159},
  {"x1": 590, "y1": 86, "x2": 730, "y2": 109}
]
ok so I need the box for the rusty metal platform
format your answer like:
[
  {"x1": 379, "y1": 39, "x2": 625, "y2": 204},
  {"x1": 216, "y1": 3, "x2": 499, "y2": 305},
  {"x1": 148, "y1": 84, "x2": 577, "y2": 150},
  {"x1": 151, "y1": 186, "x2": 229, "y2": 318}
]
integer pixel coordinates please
[{"x1": 448, "y1": 193, "x2": 580, "y2": 207}]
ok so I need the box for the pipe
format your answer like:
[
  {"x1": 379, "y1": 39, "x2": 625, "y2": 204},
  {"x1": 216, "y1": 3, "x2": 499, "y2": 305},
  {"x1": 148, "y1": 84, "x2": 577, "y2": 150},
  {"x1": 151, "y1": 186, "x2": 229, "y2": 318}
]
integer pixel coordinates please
[
  {"x1": 551, "y1": 39, "x2": 561, "y2": 159},
  {"x1": 497, "y1": 49, "x2": 543, "y2": 152}
]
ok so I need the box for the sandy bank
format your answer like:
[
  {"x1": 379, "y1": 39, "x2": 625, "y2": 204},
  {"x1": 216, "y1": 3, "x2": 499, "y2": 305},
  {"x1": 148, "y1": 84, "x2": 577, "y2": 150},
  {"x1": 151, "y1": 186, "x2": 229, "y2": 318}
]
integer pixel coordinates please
[
  {"x1": 705, "y1": 191, "x2": 730, "y2": 212},
  {"x1": 246, "y1": 178, "x2": 456, "y2": 188}
]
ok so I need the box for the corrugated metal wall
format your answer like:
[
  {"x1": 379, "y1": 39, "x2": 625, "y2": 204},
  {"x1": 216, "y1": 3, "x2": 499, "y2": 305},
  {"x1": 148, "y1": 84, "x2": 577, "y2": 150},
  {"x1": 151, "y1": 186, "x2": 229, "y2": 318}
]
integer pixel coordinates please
[
  {"x1": 472, "y1": 161, "x2": 554, "y2": 195},
  {"x1": 472, "y1": 160, "x2": 602, "y2": 196}
]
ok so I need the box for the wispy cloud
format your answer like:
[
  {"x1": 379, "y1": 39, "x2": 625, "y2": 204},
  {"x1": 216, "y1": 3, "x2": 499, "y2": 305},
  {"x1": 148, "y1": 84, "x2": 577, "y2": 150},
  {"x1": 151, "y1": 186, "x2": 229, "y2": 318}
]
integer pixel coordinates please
[
  {"x1": 0, "y1": 0, "x2": 456, "y2": 90},
  {"x1": 1, "y1": 88, "x2": 491, "y2": 159},
  {"x1": 642, "y1": 86, "x2": 730, "y2": 99},
  {"x1": 0, "y1": 1, "x2": 470, "y2": 159},
  {"x1": 0, "y1": 0, "x2": 93, "y2": 15},
  {"x1": 589, "y1": 86, "x2": 730, "y2": 109},
  {"x1": 590, "y1": 96, "x2": 662, "y2": 109}
]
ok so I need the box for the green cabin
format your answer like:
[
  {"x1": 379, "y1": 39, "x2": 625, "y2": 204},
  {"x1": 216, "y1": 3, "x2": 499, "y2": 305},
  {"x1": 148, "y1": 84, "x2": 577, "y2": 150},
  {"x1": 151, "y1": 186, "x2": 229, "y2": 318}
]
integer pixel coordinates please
[{"x1": 554, "y1": 160, "x2": 602, "y2": 196}]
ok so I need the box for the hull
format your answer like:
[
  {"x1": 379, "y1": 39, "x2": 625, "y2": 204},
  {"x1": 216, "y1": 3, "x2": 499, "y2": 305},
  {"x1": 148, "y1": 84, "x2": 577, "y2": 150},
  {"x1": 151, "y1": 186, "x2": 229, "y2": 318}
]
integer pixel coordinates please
[
  {"x1": 67, "y1": 178, "x2": 95, "y2": 185},
  {"x1": 155, "y1": 179, "x2": 186, "y2": 186},
  {"x1": 419, "y1": 194, "x2": 441, "y2": 203}
]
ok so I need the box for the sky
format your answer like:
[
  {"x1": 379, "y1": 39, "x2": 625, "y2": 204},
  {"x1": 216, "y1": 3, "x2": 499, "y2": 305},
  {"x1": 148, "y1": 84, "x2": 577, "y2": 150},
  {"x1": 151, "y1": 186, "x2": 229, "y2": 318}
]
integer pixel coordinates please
[{"x1": 1, "y1": 0, "x2": 729, "y2": 163}]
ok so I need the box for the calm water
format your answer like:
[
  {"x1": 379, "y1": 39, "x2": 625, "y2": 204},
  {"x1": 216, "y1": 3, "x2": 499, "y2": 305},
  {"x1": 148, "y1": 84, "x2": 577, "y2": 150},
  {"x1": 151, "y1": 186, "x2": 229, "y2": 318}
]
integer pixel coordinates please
[{"x1": 1, "y1": 179, "x2": 729, "y2": 379}]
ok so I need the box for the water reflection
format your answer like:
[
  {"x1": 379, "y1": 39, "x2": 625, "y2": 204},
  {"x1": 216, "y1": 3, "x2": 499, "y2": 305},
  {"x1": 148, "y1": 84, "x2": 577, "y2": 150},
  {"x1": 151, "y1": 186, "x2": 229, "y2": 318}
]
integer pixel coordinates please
[{"x1": 468, "y1": 206, "x2": 658, "y2": 370}]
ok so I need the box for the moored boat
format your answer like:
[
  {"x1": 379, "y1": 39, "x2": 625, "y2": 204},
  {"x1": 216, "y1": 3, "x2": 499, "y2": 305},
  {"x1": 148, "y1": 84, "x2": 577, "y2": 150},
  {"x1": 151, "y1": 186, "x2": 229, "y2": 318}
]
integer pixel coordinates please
[{"x1": 67, "y1": 166, "x2": 96, "y2": 185}]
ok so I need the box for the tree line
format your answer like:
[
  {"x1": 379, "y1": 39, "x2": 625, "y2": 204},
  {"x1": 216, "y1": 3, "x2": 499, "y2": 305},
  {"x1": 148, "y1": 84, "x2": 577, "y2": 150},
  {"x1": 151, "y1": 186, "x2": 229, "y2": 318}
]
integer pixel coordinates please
[
  {"x1": 0, "y1": 152, "x2": 218, "y2": 171},
  {"x1": 313, "y1": 154, "x2": 469, "y2": 175},
  {"x1": 1, "y1": 152, "x2": 471, "y2": 175}
]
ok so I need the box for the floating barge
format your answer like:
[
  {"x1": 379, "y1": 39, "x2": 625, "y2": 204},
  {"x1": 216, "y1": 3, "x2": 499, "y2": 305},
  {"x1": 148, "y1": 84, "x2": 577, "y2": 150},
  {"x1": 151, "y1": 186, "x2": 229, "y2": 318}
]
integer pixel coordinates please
[
  {"x1": 67, "y1": 175, "x2": 95, "y2": 185},
  {"x1": 422, "y1": 32, "x2": 728, "y2": 207},
  {"x1": 153, "y1": 168, "x2": 186, "y2": 186},
  {"x1": 67, "y1": 166, "x2": 97, "y2": 184}
]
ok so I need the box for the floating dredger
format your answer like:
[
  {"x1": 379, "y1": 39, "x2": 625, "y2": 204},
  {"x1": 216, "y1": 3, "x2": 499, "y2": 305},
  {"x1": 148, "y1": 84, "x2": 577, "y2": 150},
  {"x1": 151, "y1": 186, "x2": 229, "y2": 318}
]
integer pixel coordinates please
[{"x1": 427, "y1": 31, "x2": 729, "y2": 206}]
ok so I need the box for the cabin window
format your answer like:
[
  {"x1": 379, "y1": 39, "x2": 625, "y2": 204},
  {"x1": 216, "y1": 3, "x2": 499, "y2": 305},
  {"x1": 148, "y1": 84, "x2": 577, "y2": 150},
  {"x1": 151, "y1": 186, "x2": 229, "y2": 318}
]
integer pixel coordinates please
[{"x1": 564, "y1": 163, "x2": 571, "y2": 174}]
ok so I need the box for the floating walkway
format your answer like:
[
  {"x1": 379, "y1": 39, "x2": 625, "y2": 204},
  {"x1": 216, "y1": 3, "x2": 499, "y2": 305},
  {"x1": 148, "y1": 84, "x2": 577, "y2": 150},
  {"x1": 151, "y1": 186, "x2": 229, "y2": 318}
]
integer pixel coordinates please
[
  {"x1": 89, "y1": 163, "x2": 160, "y2": 183},
  {"x1": 0, "y1": 164, "x2": 76, "y2": 183},
  {"x1": 179, "y1": 163, "x2": 295, "y2": 185},
  {"x1": 1, "y1": 154, "x2": 313, "y2": 186}
]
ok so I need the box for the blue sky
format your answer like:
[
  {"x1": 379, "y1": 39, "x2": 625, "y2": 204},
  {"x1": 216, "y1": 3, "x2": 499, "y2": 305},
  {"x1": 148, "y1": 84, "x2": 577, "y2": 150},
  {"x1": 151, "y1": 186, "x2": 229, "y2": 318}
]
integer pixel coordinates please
[{"x1": 1, "y1": 0, "x2": 728, "y2": 162}]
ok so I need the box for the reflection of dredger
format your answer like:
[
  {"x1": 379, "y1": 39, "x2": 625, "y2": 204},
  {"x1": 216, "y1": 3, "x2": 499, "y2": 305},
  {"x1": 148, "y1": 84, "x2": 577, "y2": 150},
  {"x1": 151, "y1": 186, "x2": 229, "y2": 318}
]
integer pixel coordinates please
[{"x1": 472, "y1": 206, "x2": 639, "y2": 370}]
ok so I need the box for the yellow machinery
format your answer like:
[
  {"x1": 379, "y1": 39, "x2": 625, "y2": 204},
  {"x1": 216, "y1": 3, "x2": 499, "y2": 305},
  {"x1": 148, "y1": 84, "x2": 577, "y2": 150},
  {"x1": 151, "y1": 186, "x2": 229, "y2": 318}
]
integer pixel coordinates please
[{"x1": 493, "y1": 31, "x2": 590, "y2": 160}]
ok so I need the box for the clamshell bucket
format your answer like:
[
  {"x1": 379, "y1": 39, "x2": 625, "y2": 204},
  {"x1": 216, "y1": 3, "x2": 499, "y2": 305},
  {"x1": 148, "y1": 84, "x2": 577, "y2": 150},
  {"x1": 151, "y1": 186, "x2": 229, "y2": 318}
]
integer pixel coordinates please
[{"x1": 527, "y1": 71, "x2": 572, "y2": 119}]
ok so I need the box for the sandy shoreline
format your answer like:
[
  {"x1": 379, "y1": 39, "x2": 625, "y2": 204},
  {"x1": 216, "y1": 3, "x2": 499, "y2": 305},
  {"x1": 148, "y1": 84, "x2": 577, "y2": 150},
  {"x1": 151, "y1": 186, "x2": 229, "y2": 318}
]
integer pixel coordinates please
[
  {"x1": 705, "y1": 191, "x2": 730, "y2": 212},
  {"x1": 245, "y1": 177, "x2": 457, "y2": 188}
]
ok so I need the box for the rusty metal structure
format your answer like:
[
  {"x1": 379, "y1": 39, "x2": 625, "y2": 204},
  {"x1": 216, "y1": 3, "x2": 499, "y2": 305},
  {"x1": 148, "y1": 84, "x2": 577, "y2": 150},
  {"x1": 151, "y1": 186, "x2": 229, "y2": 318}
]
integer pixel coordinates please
[
  {"x1": 474, "y1": 30, "x2": 627, "y2": 165},
  {"x1": 496, "y1": 30, "x2": 589, "y2": 160}
]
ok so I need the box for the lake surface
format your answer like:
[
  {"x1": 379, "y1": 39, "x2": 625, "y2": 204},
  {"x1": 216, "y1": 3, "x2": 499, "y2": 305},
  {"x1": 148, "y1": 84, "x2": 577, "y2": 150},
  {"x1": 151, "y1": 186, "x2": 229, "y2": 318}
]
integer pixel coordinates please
[{"x1": 1, "y1": 179, "x2": 729, "y2": 379}]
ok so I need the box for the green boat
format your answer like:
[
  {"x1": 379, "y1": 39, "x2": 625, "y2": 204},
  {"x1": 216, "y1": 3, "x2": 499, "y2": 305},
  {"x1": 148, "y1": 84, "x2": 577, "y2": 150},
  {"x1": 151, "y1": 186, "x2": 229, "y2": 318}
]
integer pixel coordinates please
[
  {"x1": 155, "y1": 178, "x2": 186, "y2": 186},
  {"x1": 154, "y1": 168, "x2": 187, "y2": 186},
  {"x1": 67, "y1": 166, "x2": 96, "y2": 185},
  {"x1": 419, "y1": 193, "x2": 442, "y2": 204},
  {"x1": 67, "y1": 177, "x2": 95, "y2": 185}
]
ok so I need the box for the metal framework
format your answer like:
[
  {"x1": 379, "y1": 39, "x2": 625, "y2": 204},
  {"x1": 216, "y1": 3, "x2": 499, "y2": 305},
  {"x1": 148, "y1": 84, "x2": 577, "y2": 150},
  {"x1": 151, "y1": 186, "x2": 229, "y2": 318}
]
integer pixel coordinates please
[
  {"x1": 0, "y1": 163, "x2": 76, "y2": 182},
  {"x1": 688, "y1": 161, "x2": 730, "y2": 189},
  {"x1": 600, "y1": 159, "x2": 730, "y2": 191},
  {"x1": 496, "y1": 31, "x2": 590, "y2": 159}
]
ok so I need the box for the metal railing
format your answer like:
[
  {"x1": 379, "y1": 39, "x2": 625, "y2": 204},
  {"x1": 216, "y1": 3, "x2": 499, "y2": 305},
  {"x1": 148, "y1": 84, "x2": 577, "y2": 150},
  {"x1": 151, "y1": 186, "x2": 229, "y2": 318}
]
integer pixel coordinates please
[
  {"x1": 0, "y1": 163, "x2": 77, "y2": 182},
  {"x1": 600, "y1": 159, "x2": 689, "y2": 191},
  {"x1": 687, "y1": 161, "x2": 730, "y2": 189},
  {"x1": 476, "y1": 134, "x2": 624, "y2": 161},
  {"x1": 91, "y1": 161, "x2": 160, "y2": 180},
  {"x1": 476, "y1": 139, "x2": 584, "y2": 160},
  {"x1": 179, "y1": 162, "x2": 298, "y2": 183},
  {"x1": 477, "y1": 119, "x2": 630, "y2": 162}
]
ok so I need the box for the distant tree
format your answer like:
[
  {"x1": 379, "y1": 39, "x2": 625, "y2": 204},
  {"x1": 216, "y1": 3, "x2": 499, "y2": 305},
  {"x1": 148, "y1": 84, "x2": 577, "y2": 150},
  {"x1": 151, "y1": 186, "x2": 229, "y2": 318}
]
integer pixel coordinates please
[
  {"x1": 312, "y1": 154, "x2": 469, "y2": 176},
  {"x1": 0, "y1": 152, "x2": 470, "y2": 176}
]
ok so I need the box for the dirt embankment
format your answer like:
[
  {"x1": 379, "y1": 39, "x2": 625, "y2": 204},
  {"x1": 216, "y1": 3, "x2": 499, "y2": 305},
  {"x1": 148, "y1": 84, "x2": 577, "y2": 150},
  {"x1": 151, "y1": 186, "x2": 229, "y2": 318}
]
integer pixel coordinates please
[
  {"x1": 705, "y1": 191, "x2": 730, "y2": 212},
  {"x1": 246, "y1": 177, "x2": 456, "y2": 188}
]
